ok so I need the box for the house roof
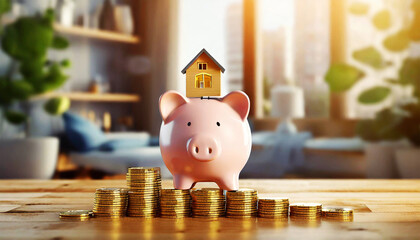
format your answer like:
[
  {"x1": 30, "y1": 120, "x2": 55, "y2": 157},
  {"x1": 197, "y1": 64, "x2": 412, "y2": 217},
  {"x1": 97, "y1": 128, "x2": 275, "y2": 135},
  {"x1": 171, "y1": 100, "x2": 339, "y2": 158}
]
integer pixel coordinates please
[{"x1": 181, "y1": 48, "x2": 225, "y2": 74}]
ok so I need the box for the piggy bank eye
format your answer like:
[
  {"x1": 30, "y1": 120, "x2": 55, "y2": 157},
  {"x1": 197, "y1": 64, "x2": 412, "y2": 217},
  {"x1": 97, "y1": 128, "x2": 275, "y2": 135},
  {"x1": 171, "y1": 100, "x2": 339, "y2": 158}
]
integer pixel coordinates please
[
  {"x1": 216, "y1": 122, "x2": 221, "y2": 127},
  {"x1": 187, "y1": 122, "x2": 191, "y2": 126}
]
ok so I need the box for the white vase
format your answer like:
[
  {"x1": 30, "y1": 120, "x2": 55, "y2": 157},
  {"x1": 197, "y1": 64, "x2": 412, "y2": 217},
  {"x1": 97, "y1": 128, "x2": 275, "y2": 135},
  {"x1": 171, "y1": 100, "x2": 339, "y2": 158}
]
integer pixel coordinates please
[
  {"x1": 114, "y1": 5, "x2": 134, "y2": 35},
  {"x1": 0, "y1": 137, "x2": 59, "y2": 179},
  {"x1": 396, "y1": 148, "x2": 420, "y2": 179},
  {"x1": 56, "y1": 0, "x2": 75, "y2": 27},
  {"x1": 365, "y1": 141, "x2": 408, "y2": 178}
]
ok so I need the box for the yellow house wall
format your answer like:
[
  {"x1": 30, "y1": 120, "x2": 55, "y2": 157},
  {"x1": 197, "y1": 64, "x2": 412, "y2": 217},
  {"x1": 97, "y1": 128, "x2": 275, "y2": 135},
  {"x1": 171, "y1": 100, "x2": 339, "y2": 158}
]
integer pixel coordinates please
[{"x1": 185, "y1": 54, "x2": 221, "y2": 97}]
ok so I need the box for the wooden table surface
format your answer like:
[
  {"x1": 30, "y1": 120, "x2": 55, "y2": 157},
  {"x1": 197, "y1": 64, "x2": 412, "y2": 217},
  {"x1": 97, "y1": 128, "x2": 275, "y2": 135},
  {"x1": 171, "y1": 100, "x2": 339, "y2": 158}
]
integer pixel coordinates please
[{"x1": 1, "y1": 179, "x2": 420, "y2": 239}]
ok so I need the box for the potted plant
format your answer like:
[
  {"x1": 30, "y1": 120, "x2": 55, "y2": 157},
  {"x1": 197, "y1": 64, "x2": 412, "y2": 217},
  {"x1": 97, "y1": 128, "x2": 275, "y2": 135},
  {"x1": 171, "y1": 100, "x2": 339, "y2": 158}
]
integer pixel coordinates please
[
  {"x1": 324, "y1": 1, "x2": 420, "y2": 178},
  {"x1": 355, "y1": 56, "x2": 420, "y2": 179},
  {"x1": 0, "y1": 2, "x2": 71, "y2": 179},
  {"x1": 394, "y1": 58, "x2": 420, "y2": 178}
]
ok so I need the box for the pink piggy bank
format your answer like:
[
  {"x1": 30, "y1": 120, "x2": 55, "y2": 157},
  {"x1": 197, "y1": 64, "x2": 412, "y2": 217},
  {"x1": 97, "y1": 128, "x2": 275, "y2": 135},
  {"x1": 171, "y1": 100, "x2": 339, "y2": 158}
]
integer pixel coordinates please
[{"x1": 159, "y1": 90, "x2": 252, "y2": 191}]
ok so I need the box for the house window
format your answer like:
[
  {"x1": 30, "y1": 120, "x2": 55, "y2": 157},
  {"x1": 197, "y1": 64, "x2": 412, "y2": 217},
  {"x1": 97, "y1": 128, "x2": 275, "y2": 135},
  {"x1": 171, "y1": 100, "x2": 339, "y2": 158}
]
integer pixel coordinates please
[
  {"x1": 198, "y1": 63, "x2": 207, "y2": 70},
  {"x1": 195, "y1": 73, "x2": 212, "y2": 88}
]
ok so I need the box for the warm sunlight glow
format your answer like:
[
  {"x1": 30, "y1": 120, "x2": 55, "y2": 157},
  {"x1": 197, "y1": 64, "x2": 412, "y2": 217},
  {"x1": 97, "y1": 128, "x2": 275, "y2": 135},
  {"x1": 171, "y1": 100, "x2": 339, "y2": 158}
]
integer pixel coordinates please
[{"x1": 260, "y1": 0, "x2": 294, "y2": 30}]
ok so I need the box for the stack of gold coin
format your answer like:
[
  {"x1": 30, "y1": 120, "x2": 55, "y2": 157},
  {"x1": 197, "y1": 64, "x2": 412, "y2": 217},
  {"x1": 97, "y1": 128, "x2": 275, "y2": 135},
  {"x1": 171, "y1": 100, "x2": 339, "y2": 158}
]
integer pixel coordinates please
[
  {"x1": 126, "y1": 167, "x2": 161, "y2": 217},
  {"x1": 191, "y1": 188, "x2": 225, "y2": 218},
  {"x1": 322, "y1": 207, "x2": 354, "y2": 222},
  {"x1": 160, "y1": 189, "x2": 192, "y2": 218},
  {"x1": 226, "y1": 188, "x2": 258, "y2": 218},
  {"x1": 258, "y1": 198, "x2": 289, "y2": 218},
  {"x1": 289, "y1": 203, "x2": 322, "y2": 220},
  {"x1": 59, "y1": 210, "x2": 92, "y2": 220},
  {"x1": 93, "y1": 188, "x2": 128, "y2": 218}
]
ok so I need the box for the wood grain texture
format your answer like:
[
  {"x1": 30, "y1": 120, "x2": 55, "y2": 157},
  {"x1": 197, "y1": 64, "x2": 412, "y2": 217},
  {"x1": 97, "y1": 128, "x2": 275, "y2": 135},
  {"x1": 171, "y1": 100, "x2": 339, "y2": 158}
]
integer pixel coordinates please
[
  {"x1": 54, "y1": 24, "x2": 140, "y2": 44},
  {"x1": 31, "y1": 92, "x2": 140, "y2": 103},
  {"x1": 0, "y1": 179, "x2": 419, "y2": 239}
]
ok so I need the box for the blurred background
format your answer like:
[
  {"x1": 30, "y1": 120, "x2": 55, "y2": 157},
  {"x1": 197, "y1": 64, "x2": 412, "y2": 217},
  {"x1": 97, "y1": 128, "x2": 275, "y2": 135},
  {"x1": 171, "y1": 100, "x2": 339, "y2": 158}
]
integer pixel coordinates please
[{"x1": 0, "y1": 0, "x2": 419, "y2": 180}]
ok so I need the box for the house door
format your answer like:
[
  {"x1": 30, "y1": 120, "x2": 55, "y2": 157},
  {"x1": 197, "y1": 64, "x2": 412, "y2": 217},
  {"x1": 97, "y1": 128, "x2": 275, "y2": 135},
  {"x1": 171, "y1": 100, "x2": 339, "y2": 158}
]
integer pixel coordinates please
[{"x1": 195, "y1": 73, "x2": 212, "y2": 88}]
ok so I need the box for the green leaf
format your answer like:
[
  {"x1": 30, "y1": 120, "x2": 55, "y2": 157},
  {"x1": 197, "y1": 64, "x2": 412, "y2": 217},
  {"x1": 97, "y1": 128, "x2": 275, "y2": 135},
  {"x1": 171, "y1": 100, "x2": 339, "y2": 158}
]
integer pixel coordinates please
[
  {"x1": 372, "y1": 10, "x2": 391, "y2": 30},
  {"x1": 0, "y1": 78, "x2": 12, "y2": 105},
  {"x1": 0, "y1": 0, "x2": 11, "y2": 16},
  {"x1": 399, "y1": 58, "x2": 420, "y2": 88},
  {"x1": 10, "y1": 80, "x2": 34, "y2": 100},
  {"x1": 61, "y1": 59, "x2": 71, "y2": 68},
  {"x1": 325, "y1": 63, "x2": 365, "y2": 92},
  {"x1": 356, "y1": 120, "x2": 381, "y2": 141},
  {"x1": 376, "y1": 109, "x2": 405, "y2": 140},
  {"x1": 44, "y1": 97, "x2": 70, "y2": 115},
  {"x1": 356, "y1": 108, "x2": 404, "y2": 141},
  {"x1": 399, "y1": 103, "x2": 420, "y2": 146},
  {"x1": 4, "y1": 110, "x2": 27, "y2": 125},
  {"x1": 19, "y1": 58, "x2": 45, "y2": 80},
  {"x1": 51, "y1": 35, "x2": 69, "y2": 49},
  {"x1": 383, "y1": 30, "x2": 410, "y2": 52},
  {"x1": 43, "y1": 8, "x2": 55, "y2": 26},
  {"x1": 352, "y1": 46, "x2": 386, "y2": 69},
  {"x1": 349, "y1": 2, "x2": 369, "y2": 15},
  {"x1": 1, "y1": 16, "x2": 54, "y2": 61},
  {"x1": 39, "y1": 63, "x2": 68, "y2": 93},
  {"x1": 358, "y1": 86, "x2": 391, "y2": 104}
]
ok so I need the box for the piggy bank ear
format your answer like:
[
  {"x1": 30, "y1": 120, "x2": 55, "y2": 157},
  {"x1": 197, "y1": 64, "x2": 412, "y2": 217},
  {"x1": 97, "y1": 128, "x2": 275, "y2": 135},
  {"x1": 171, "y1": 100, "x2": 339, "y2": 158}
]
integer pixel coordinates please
[
  {"x1": 159, "y1": 91, "x2": 189, "y2": 123},
  {"x1": 222, "y1": 91, "x2": 250, "y2": 121}
]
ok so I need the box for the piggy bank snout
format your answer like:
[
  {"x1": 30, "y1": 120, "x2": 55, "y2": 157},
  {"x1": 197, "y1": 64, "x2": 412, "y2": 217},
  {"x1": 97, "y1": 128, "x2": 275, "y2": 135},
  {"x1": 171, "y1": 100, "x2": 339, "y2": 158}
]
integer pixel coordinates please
[{"x1": 187, "y1": 135, "x2": 220, "y2": 162}]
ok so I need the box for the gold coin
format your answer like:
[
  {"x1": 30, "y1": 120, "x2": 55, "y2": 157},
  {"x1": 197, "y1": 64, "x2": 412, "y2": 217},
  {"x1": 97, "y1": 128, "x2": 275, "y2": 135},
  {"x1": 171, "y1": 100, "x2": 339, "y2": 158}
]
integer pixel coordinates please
[
  {"x1": 128, "y1": 166, "x2": 160, "y2": 171},
  {"x1": 192, "y1": 189, "x2": 223, "y2": 194},
  {"x1": 227, "y1": 206, "x2": 257, "y2": 210},
  {"x1": 127, "y1": 179, "x2": 160, "y2": 182},
  {"x1": 200, "y1": 188, "x2": 223, "y2": 191},
  {"x1": 227, "y1": 215, "x2": 256, "y2": 218},
  {"x1": 161, "y1": 189, "x2": 190, "y2": 193},
  {"x1": 227, "y1": 194, "x2": 257, "y2": 198},
  {"x1": 192, "y1": 207, "x2": 225, "y2": 210},
  {"x1": 161, "y1": 210, "x2": 191, "y2": 213},
  {"x1": 95, "y1": 195, "x2": 128, "y2": 198},
  {"x1": 322, "y1": 207, "x2": 353, "y2": 215},
  {"x1": 127, "y1": 173, "x2": 160, "y2": 176},
  {"x1": 96, "y1": 187, "x2": 128, "y2": 192},
  {"x1": 259, "y1": 206, "x2": 289, "y2": 209},
  {"x1": 227, "y1": 198, "x2": 257, "y2": 201},
  {"x1": 258, "y1": 197, "x2": 288, "y2": 202},
  {"x1": 290, "y1": 203, "x2": 322, "y2": 207},
  {"x1": 226, "y1": 212, "x2": 257, "y2": 216},
  {"x1": 227, "y1": 188, "x2": 256, "y2": 192},
  {"x1": 160, "y1": 199, "x2": 191, "y2": 202},
  {"x1": 161, "y1": 208, "x2": 191, "y2": 211},
  {"x1": 93, "y1": 204, "x2": 127, "y2": 208},
  {"x1": 95, "y1": 196, "x2": 128, "y2": 199},
  {"x1": 94, "y1": 201, "x2": 128, "y2": 204},
  {"x1": 259, "y1": 205, "x2": 289, "y2": 208},
  {"x1": 228, "y1": 204, "x2": 257, "y2": 207},
  {"x1": 259, "y1": 210, "x2": 289, "y2": 213},
  {"x1": 192, "y1": 206, "x2": 225, "y2": 209},
  {"x1": 60, "y1": 210, "x2": 92, "y2": 217}
]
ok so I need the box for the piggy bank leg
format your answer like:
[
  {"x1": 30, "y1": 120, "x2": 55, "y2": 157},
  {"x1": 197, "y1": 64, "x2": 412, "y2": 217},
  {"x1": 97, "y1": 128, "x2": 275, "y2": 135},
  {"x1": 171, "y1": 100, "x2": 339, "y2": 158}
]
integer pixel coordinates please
[
  {"x1": 173, "y1": 174, "x2": 195, "y2": 190},
  {"x1": 216, "y1": 174, "x2": 239, "y2": 191}
]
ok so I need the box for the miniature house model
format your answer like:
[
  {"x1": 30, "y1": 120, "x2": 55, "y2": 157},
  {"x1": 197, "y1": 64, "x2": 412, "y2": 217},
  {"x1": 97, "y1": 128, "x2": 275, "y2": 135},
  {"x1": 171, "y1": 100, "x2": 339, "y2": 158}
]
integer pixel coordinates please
[{"x1": 181, "y1": 48, "x2": 225, "y2": 98}]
